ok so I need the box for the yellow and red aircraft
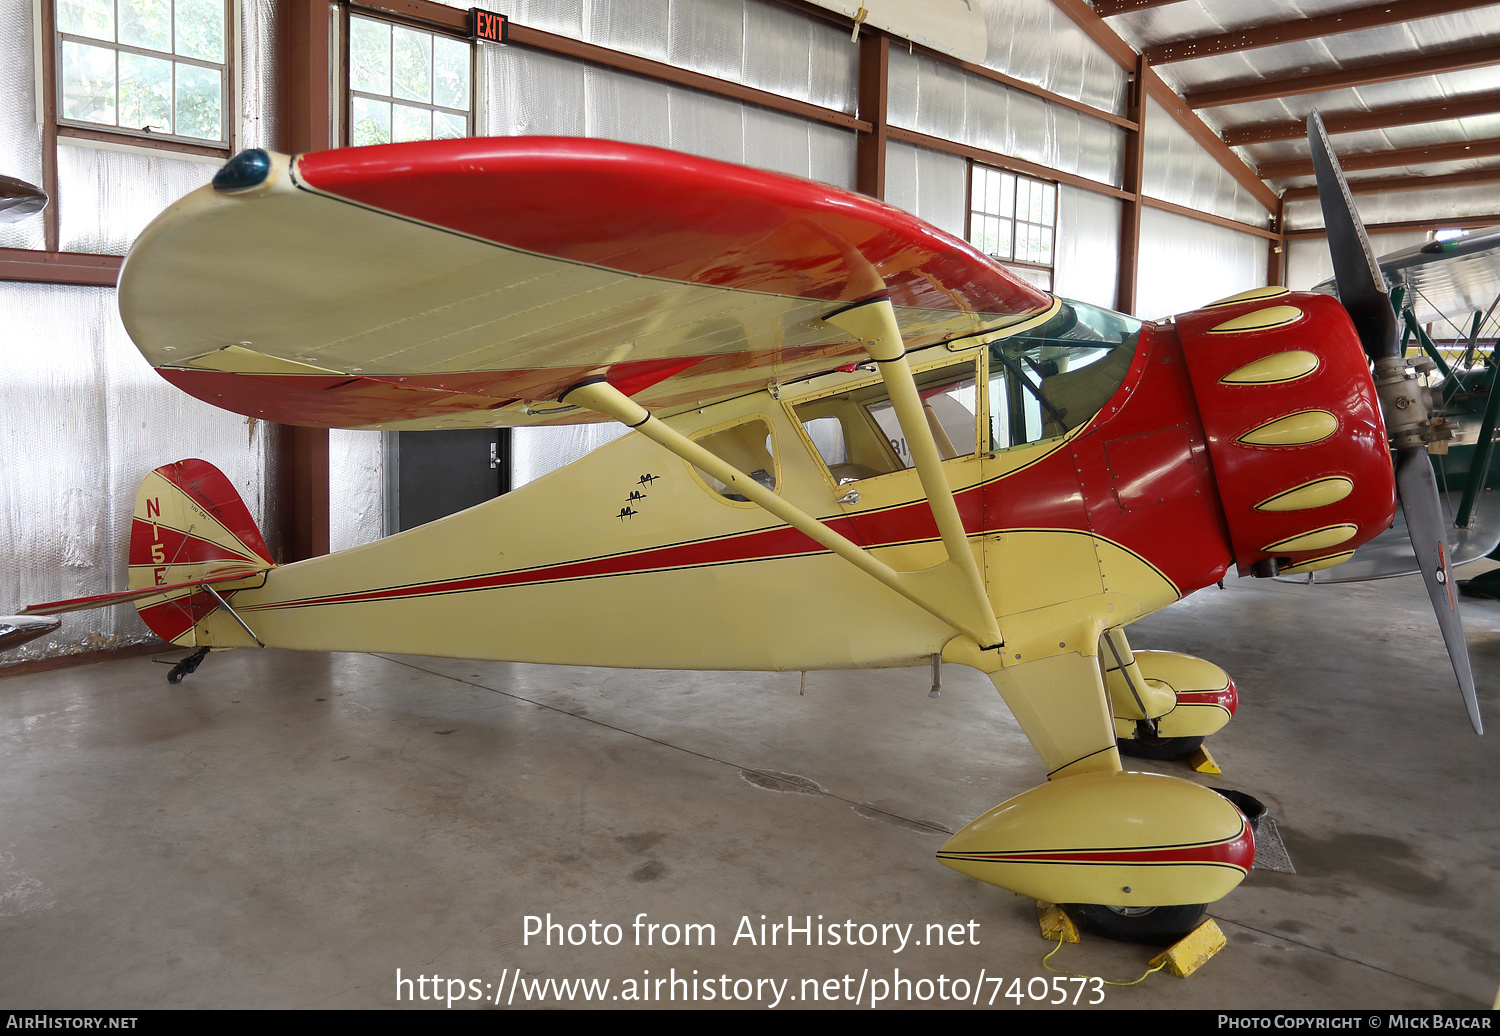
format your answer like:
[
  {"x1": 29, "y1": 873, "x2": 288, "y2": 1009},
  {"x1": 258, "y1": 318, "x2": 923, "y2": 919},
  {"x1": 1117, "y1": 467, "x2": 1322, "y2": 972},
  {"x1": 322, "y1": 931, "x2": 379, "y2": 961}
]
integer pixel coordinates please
[{"x1": 19, "y1": 115, "x2": 1480, "y2": 941}]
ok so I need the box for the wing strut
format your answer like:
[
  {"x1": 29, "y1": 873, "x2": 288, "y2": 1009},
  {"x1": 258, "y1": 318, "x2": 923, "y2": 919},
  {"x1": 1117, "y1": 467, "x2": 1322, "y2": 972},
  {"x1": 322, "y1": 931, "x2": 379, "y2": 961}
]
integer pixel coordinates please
[
  {"x1": 562, "y1": 310, "x2": 1004, "y2": 652},
  {"x1": 822, "y1": 297, "x2": 1000, "y2": 646}
]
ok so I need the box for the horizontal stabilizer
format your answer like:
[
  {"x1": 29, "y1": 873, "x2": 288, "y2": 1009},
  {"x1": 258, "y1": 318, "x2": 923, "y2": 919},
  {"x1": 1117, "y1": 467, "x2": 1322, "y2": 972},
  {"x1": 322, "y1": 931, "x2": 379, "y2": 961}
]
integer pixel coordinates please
[{"x1": 22, "y1": 566, "x2": 267, "y2": 616}]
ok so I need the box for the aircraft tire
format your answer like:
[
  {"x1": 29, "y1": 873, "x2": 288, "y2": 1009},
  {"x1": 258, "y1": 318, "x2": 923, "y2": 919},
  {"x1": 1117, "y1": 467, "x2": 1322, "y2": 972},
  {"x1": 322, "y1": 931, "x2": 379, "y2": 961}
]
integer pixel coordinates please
[
  {"x1": 1116, "y1": 734, "x2": 1204, "y2": 761},
  {"x1": 1062, "y1": 903, "x2": 1207, "y2": 944}
]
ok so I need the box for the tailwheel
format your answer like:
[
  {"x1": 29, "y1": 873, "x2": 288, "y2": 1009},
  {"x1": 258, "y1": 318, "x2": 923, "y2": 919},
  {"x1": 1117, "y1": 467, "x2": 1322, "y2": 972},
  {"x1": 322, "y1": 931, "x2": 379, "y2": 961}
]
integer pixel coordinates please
[
  {"x1": 1117, "y1": 722, "x2": 1204, "y2": 761},
  {"x1": 1061, "y1": 902, "x2": 1207, "y2": 944}
]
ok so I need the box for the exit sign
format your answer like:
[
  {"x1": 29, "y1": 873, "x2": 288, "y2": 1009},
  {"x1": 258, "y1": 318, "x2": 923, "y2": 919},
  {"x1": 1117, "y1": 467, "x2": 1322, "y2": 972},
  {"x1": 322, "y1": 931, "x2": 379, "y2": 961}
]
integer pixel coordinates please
[{"x1": 471, "y1": 9, "x2": 507, "y2": 43}]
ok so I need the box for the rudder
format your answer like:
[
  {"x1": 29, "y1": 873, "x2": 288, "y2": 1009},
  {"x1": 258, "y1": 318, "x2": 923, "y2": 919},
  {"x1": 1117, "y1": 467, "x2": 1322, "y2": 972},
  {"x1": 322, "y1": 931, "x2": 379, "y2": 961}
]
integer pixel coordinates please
[{"x1": 129, "y1": 459, "x2": 274, "y2": 644}]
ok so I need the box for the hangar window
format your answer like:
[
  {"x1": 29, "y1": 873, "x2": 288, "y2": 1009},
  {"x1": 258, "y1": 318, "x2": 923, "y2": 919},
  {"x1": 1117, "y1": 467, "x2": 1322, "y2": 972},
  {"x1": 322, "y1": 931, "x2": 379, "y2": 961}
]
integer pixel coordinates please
[
  {"x1": 968, "y1": 164, "x2": 1057, "y2": 292},
  {"x1": 795, "y1": 363, "x2": 979, "y2": 484},
  {"x1": 989, "y1": 299, "x2": 1141, "y2": 449},
  {"x1": 347, "y1": 13, "x2": 473, "y2": 146},
  {"x1": 53, "y1": 0, "x2": 231, "y2": 149}
]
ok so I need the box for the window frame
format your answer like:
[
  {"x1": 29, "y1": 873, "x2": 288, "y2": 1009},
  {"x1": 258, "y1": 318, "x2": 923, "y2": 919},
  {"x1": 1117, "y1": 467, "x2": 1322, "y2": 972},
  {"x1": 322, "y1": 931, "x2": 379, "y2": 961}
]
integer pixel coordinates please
[
  {"x1": 686, "y1": 413, "x2": 782, "y2": 507},
  {"x1": 340, "y1": 6, "x2": 476, "y2": 149},
  {"x1": 788, "y1": 355, "x2": 985, "y2": 490},
  {"x1": 47, "y1": 0, "x2": 236, "y2": 158},
  {"x1": 965, "y1": 161, "x2": 1058, "y2": 292}
]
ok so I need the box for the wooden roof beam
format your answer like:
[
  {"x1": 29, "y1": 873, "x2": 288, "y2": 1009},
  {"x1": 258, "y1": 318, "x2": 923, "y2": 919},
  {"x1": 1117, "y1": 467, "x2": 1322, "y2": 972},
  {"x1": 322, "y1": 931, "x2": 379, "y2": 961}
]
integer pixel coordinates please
[
  {"x1": 1223, "y1": 90, "x2": 1500, "y2": 145},
  {"x1": 1259, "y1": 136, "x2": 1500, "y2": 179},
  {"x1": 1145, "y1": 0, "x2": 1499, "y2": 64},
  {"x1": 1185, "y1": 43, "x2": 1500, "y2": 108}
]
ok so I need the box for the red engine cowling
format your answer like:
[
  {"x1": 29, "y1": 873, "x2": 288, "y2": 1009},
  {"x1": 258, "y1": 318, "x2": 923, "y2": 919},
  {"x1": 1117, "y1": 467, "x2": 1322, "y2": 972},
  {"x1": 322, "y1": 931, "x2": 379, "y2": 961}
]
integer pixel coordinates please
[{"x1": 1175, "y1": 288, "x2": 1396, "y2": 577}]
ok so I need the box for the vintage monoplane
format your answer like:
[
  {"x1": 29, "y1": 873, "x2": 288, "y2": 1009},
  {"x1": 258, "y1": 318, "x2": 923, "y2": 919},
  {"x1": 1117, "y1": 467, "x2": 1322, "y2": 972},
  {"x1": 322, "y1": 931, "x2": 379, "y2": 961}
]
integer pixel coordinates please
[{"x1": 17, "y1": 114, "x2": 1483, "y2": 941}]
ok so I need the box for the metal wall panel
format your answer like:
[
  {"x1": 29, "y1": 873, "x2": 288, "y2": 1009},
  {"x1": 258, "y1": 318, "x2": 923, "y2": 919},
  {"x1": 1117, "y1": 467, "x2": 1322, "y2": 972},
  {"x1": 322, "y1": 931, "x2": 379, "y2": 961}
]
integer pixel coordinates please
[
  {"x1": 1135, "y1": 207, "x2": 1266, "y2": 321},
  {"x1": 1142, "y1": 97, "x2": 1267, "y2": 228},
  {"x1": 1055, "y1": 186, "x2": 1120, "y2": 310},
  {"x1": 0, "y1": 283, "x2": 268, "y2": 663}
]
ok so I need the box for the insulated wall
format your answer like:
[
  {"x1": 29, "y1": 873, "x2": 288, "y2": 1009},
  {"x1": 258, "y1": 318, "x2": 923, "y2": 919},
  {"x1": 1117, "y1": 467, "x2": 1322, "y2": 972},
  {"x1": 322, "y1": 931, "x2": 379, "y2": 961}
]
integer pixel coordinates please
[
  {"x1": 1141, "y1": 97, "x2": 1267, "y2": 230},
  {"x1": 886, "y1": 48, "x2": 1125, "y2": 190},
  {"x1": 0, "y1": 283, "x2": 270, "y2": 662},
  {"x1": 883, "y1": 140, "x2": 967, "y2": 239},
  {"x1": 474, "y1": 0, "x2": 859, "y2": 116},
  {"x1": 1283, "y1": 183, "x2": 1500, "y2": 235},
  {"x1": 0, "y1": 0, "x2": 44, "y2": 251},
  {"x1": 480, "y1": 44, "x2": 856, "y2": 187},
  {"x1": 1054, "y1": 186, "x2": 1120, "y2": 310},
  {"x1": 1135, "y1": 208, "x2": 1266, "y2": 321},
  {"x1": 1285, "y1": 229, "x2": 1430, "y2": 293},
  {"x1": 329, "y1": 430, "x2": 385, "y2": 552},
  {"x1": 881, "y1": 0, "x2": 1131, "y2": 310}
]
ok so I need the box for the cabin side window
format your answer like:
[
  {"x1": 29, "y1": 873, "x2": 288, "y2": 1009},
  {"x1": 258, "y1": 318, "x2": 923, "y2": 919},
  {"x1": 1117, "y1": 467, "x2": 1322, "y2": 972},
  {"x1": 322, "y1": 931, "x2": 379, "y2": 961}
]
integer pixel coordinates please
[
  {"x1": 794, "y1": 363, "x2": 979, "y2": 484},
  {"x1": 690, "y1": 418, "x2": 778, "y2": 502},
  {"x1": 988, "y1": 300, "x2": 1142, "y2": 450}
]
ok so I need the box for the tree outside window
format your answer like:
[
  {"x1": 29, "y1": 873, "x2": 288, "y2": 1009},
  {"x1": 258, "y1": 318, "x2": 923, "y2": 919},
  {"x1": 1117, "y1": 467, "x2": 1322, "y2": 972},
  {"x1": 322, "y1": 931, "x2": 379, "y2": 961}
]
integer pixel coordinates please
[{"x1": 55, "y1": 0, "x2": 229, "y2": 147}]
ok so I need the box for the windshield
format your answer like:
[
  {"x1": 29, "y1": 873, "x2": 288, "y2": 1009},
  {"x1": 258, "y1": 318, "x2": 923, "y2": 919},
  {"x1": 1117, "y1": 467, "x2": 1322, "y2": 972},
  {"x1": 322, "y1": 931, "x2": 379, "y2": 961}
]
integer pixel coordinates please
[{"x1": 989, "y1": 299, "x2": 1142, "y2": 449}]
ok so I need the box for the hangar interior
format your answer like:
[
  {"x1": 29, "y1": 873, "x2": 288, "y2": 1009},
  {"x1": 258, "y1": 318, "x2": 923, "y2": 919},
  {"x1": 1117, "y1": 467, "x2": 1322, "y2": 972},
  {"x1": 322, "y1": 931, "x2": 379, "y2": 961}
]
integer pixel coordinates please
[{"x1": 2, "y1": 0, "x2": 1499, "y2": 1009}]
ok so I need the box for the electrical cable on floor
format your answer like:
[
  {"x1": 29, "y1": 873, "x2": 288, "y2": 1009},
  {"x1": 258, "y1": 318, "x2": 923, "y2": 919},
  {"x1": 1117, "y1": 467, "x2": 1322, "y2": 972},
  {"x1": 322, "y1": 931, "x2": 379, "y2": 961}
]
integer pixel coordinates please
[{"x1": 1041, "y1": 932, "x2": 1167, "y2": 987}]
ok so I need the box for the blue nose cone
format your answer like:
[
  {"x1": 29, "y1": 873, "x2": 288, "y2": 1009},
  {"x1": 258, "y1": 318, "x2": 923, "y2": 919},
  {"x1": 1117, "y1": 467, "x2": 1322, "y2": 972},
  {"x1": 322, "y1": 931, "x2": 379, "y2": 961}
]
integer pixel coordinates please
[{"x1": 212, "y1": 149, "x2": 272, "y2": 192}]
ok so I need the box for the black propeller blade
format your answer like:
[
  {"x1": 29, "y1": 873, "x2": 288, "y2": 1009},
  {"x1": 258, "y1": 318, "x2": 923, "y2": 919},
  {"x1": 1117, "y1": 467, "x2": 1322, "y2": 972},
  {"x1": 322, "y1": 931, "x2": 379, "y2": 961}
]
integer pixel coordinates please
[{"x1": 1308, "y1": 111, "x2": 1483, "y2": 734}]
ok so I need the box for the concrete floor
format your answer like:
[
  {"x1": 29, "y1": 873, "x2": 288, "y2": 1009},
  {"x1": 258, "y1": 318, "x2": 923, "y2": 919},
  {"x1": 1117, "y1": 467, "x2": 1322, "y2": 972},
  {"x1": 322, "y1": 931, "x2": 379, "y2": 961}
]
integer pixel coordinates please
[{"x1": 1, "y1": 567, "x2": 1497, "y2": 1009}]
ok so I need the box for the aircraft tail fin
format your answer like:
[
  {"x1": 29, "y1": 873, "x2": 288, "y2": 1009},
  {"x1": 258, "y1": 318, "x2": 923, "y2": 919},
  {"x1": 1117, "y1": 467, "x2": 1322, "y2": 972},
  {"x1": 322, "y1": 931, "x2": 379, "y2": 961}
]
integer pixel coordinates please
[
  {"x1": 25, "y1": 460, "x2": 275, "y2": 646},
  {"x1": 127, "y1": 459, "x2": 274, "y2": 644}
]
